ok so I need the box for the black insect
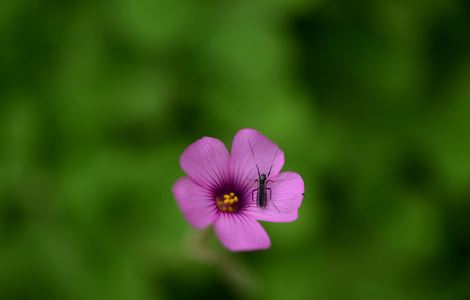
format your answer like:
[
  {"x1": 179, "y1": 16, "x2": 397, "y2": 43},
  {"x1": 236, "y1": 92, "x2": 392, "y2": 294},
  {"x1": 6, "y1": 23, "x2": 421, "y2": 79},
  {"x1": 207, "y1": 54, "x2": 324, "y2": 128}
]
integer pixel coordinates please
[{"x1": 248, "y1": 141, "x2": 280, "y2": 212}]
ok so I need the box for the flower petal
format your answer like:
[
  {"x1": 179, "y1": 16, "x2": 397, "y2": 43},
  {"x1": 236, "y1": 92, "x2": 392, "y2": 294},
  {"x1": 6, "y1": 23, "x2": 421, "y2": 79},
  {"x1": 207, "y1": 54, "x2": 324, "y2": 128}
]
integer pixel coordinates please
[
  {"x1": 172, "y1": 177, "x2": 218, "y2": 228},
  {"x1": 180, "y1": 137, "x2": 229, "y2": 190},
  {"x1": 214, "y1": 213, "x2": 271, "y2": 252},
  {"x1": 230, "y1": 128, "x2": 284, "y2": 191},
  {"x1": 245, "y1": 172, "x2": 304, "y2": 222}
]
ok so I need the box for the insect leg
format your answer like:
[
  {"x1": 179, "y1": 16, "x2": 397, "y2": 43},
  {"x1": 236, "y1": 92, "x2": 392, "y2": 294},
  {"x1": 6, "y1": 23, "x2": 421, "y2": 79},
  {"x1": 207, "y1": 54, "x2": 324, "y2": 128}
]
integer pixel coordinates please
[
  {"x1": 267, "y1": 179, "x2": 286, "y2": 184},
  {"x1": 266, "y1": 187, "x2": 280, "y2": 213},
  {"x1": 271, "y1": 201, "x2": 281, "y2": 213}
]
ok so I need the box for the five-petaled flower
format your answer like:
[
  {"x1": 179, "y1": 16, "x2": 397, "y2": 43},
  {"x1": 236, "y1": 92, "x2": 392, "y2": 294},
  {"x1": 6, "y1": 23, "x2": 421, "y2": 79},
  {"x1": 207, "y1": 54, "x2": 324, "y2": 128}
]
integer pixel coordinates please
[{"x1": 173, "y1": 129, "x2": 304, "y2": 252}]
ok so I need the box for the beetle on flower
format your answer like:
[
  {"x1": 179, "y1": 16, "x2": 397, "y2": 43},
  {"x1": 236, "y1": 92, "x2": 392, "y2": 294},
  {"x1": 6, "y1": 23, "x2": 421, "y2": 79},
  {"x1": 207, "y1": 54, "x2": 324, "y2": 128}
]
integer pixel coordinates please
[{"x1": 172, "y1": 129, "x2": 304, "y2": 252}]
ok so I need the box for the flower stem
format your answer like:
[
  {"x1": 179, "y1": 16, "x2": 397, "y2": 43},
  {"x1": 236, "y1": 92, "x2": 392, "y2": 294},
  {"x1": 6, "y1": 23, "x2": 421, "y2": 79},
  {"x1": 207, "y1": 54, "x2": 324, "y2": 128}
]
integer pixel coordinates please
[{"x1": 187, "y1": 228, "x2": 258, "y2": 298}]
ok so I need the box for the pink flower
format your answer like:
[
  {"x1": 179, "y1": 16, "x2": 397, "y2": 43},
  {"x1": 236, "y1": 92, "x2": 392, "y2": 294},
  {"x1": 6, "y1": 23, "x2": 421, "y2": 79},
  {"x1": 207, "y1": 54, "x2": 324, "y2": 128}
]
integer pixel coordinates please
[{"x1": 172, "y1": 129, "x2": 304, "y2": 252}]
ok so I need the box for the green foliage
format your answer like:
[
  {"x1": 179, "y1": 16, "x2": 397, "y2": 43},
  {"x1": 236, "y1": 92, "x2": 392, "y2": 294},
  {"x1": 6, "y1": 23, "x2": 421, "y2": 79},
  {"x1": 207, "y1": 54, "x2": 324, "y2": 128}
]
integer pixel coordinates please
[{"x1": 1, "y1": 0, "x2": 469, "y2": 299}]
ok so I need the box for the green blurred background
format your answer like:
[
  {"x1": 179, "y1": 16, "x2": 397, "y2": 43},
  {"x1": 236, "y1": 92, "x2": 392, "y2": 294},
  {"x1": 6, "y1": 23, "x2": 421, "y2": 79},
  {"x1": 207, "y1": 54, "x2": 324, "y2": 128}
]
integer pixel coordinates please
[{"x1": 1, "y1": 0, "x2": 470, "y2": 299}]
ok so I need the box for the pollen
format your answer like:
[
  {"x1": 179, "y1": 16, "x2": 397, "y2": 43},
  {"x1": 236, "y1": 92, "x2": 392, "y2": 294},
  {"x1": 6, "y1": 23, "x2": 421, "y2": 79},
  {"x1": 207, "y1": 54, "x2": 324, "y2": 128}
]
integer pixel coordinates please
[{"x1": 217, "y1": 192, "x2": 239, "y2": 213}]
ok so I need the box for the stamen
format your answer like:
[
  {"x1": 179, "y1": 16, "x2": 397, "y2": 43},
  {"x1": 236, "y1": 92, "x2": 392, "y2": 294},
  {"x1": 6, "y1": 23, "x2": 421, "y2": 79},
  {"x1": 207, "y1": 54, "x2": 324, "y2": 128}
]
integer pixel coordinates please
[{"x1": 217, "y1": 192, "x2": 239, "y2": 213}]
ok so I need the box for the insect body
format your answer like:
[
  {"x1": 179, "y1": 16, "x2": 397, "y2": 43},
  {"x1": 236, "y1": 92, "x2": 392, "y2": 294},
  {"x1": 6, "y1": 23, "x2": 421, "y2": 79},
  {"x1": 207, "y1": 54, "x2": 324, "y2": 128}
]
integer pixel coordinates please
[
  {"x1": 252, "y1": 173, "x2": 271, "y2": 208},
  {"x1": 248, "y1": 141, "x2": 279, "y2": 211}
]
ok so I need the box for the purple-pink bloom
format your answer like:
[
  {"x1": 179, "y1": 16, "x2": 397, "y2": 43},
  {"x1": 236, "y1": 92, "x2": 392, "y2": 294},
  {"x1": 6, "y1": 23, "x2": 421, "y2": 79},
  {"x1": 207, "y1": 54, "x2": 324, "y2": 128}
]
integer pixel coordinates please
[{"x1": 173, "y1": 129, "x2": 304, "y2": 252}]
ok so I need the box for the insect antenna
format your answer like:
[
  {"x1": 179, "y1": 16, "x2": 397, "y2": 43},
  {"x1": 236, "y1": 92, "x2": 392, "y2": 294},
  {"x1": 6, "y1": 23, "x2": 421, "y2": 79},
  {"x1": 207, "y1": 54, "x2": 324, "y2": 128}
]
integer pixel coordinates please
[
  {"x1": 247, "y1": 140, "x2": 261, "y2": 177},
  {"x1": 267, "y1": 148, "x2": 279, "y2": 178},
  {"x1": 267, "y1": 147, "x2": 281, "y2": 213}
]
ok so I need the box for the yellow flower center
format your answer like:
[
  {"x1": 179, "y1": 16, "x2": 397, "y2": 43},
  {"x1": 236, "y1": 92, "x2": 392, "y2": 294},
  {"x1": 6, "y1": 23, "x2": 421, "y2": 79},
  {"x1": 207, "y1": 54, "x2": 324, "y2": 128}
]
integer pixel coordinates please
[{"x1": 216, "y1": 192, "x2": 239, "y2": 213}]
